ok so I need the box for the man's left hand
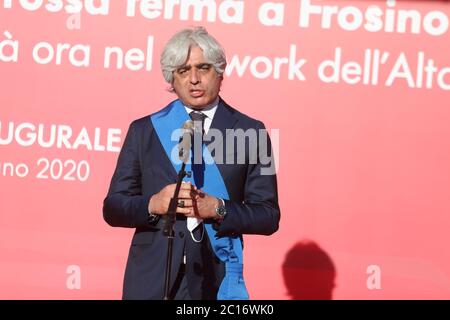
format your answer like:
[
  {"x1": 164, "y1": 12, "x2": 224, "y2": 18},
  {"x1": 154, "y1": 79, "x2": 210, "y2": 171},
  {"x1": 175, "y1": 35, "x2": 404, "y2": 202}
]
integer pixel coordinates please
[{"x1": 183, "y1": 190, "x2": 219, "y2": 219}]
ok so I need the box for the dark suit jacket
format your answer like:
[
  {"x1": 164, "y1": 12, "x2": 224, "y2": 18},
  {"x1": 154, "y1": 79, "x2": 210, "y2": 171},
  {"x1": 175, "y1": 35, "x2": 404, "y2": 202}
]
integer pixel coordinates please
[{"x1": 103, "y1": 98, "x2": 280, "y2": 300}]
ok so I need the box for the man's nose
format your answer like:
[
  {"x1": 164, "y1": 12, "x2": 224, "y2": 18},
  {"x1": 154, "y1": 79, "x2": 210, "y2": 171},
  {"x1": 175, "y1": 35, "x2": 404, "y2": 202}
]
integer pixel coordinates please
[{"x1": 189, "y1": 69, "x2": 200, "y2": 84}]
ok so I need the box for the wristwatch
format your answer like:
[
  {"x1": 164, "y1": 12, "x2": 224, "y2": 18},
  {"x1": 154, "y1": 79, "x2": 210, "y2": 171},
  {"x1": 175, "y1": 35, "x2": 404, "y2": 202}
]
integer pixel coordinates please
[
  {"x1": 148, "y1": 212, "x2": 159, "y2": 223},
  {"x1": 215, "y1": 198, "x2": 227, "y2": 219}
]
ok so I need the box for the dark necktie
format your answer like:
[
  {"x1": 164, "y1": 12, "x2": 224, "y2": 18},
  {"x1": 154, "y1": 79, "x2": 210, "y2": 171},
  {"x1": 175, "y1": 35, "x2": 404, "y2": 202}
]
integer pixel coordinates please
[
  {"x1": 189, "y1": 111, "x2": 206, "y2": 135},
  {"x1": 189, "y1": 111, "x2": 207, "y2": 188}
]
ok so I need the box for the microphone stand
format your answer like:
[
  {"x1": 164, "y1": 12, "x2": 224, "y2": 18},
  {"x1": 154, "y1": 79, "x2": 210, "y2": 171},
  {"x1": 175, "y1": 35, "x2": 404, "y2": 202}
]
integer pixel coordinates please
[{"x1": 163, "y1": 128, "x2": 192, "y2": 300}]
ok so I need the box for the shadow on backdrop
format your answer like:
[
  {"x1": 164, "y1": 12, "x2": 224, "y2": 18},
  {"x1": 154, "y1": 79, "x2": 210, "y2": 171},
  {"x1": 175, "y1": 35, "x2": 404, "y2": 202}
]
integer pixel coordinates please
[{"x1": 282, "y1": 241, "x2": 336, "y2": 300}]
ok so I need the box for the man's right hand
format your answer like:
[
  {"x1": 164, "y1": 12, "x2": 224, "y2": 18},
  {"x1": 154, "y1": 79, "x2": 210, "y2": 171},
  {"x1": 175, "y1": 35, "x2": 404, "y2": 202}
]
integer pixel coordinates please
[{"x1": 149, "y1": 182, "x2": 198, "y2": 215}]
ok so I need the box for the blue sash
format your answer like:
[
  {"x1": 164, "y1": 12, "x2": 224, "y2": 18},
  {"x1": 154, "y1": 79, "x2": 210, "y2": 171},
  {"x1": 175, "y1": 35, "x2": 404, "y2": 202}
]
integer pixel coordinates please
[{"x1": 150, "y1": 99, "x2": 249, "y2": 300}]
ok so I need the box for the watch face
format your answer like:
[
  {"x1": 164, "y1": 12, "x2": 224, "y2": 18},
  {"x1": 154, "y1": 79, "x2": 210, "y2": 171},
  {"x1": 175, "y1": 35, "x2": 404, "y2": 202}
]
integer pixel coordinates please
[{"x1": 216, "y1": 206, "x2": 226, "y2": 217}]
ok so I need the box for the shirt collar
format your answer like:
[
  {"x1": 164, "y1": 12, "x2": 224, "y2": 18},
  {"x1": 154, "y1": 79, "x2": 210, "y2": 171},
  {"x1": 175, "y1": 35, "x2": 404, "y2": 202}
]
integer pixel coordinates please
[{"x1": 183, "y1": 96, "x2": 220, "y2": 120}]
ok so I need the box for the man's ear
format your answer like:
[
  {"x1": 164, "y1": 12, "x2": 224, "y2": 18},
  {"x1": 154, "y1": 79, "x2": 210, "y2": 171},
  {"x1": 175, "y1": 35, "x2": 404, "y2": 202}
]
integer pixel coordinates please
[
  {"x1": 169, "y1": 78, "x2": 176, "y2": 93},
  {"x1": 167, "y1": 83, "x2": 176, "y2": 93}
]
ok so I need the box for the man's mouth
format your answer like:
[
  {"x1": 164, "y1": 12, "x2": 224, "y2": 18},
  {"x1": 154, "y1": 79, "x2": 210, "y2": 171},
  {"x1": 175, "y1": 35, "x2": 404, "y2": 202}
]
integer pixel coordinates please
[{"x1": 190, "y1": 89, "x2": 204, "y2": 98}]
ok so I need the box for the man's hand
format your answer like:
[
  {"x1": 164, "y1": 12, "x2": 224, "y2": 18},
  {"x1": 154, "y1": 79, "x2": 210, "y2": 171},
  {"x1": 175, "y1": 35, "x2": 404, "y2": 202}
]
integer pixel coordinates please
[
  {"x1": 185, "y1": 190, "x2": 220, "y2": 220},
  {"x1": 149, "y1": 182, "x2": 198, "y2": 215}
]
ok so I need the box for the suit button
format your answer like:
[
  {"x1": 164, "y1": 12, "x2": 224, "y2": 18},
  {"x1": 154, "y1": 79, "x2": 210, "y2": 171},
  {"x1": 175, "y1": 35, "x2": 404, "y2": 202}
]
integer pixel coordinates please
[{"x1": 179, "y1": 231, "x2": 185, "y2": 238}]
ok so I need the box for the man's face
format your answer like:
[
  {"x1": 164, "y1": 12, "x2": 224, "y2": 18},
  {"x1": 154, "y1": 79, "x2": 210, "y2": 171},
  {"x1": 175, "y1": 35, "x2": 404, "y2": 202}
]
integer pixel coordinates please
[{"x1": 172, "y1": 46, "x2": 222, "y2": 109}]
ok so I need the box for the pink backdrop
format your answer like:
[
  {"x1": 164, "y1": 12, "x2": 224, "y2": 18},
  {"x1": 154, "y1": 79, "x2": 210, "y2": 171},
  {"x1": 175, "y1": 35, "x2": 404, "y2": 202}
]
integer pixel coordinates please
[{"x1": 1, "y1": 0, "x2": 450, "y2": 299}]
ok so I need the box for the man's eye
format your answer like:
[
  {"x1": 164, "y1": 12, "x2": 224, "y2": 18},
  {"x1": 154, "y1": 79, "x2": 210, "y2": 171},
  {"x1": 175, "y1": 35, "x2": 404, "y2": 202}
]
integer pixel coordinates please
[{"x1": 201, "y1": 65, "x2": 211, "y2": 70}]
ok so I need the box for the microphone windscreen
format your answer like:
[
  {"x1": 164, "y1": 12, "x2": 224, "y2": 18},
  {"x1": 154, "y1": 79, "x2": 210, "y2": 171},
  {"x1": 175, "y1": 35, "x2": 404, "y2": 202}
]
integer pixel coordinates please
[{"x1": 183, "y1": 120, "x2": 194, "y2": 132}]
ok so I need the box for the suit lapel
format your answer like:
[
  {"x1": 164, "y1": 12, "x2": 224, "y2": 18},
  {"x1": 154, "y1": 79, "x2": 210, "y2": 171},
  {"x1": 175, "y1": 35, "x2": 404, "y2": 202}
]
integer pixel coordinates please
[{"x1": 205, "y1": 98, "x2": 238, "y2": 149}]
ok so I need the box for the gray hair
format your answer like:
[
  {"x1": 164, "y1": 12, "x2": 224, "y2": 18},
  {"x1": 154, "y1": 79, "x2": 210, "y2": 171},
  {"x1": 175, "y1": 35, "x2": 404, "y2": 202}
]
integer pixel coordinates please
[{"x1": 160, "y1": 27, "x2": 227, "y2": 84}]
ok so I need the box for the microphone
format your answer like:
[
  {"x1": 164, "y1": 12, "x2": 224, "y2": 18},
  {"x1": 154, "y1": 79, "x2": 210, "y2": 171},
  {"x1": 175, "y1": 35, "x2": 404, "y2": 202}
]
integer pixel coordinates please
[{"x1": 178, "y1": 120, "x2": 194, "y2": 163}]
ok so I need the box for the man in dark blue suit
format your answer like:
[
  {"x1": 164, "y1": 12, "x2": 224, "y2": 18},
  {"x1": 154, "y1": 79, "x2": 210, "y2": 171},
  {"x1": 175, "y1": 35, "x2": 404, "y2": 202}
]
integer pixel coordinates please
[{"x1": 103, "y1": 27, "x2": 280, "y2": 300}]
